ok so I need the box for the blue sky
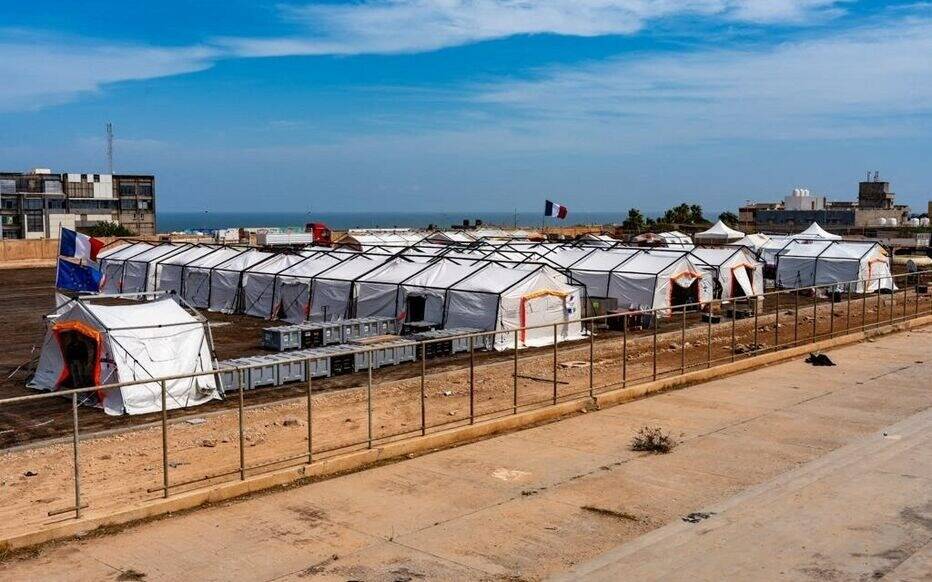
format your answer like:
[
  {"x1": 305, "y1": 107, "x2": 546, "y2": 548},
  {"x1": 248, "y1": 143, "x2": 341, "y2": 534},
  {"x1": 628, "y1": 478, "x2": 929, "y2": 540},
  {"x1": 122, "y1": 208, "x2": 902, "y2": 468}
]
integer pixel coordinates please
[{"x1": 1, "y1": 1, "x2": 929, "y2": 214}]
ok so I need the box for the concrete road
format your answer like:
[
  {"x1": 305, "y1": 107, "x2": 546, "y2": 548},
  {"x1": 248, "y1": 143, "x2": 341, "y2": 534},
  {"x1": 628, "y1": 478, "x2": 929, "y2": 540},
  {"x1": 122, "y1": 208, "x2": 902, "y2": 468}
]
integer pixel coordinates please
[{"x1": 1, "y1": 328, "x2": 929, "y2": 581}]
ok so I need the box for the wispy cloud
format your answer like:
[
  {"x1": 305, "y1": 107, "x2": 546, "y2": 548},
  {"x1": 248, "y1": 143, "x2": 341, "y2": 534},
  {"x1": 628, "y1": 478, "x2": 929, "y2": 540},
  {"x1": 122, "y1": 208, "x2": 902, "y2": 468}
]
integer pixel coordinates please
[
  {"x1": 223, "y1": 0, "x2": 847, "y2": 57},
  {"x1": 471, "y1": 14, "x2": 932, "y2": 145},
  {"x1": 0, "y1": 30, "x2": 217, "y2": 111}
]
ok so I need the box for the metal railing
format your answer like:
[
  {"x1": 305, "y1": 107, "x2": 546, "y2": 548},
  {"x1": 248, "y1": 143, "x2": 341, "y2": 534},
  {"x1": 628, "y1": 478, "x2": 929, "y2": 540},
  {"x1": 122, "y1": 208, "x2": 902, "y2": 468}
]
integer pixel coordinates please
[{"x1": 1, "y1": 269, "x2": 930, "y2": 523}]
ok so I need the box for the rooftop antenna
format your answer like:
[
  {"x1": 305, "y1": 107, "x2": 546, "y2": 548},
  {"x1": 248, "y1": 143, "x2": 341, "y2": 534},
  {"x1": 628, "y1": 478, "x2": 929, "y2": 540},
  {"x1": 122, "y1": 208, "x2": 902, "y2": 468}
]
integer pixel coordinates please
[
  {"x1": 873, "y1": 170, "x2": 879, "y2": 182},
  {"x1": 866, "y1": 170, "x2": 871, "y2": 182},
  {"x1": 106, "y1": 122, "x2": 114, "y2": 174}
]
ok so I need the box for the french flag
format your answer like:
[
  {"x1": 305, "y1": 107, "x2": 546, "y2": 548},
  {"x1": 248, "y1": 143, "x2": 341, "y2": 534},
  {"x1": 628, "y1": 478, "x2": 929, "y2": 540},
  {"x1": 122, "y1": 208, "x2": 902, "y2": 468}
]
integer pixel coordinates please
[
  {"x1": 59, "y1": 228, "x2": 105, "y2": 262},
  {"x1": 544, "y1": 200, "x2": 568, "y2": 220}
]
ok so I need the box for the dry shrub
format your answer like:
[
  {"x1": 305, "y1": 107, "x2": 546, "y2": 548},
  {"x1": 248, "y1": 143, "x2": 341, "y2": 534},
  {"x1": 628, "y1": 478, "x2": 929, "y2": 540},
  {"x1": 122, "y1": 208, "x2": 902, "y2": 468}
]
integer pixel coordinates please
[{"x1": 630, "y1": 426, "x2": 676, "y2": 454}]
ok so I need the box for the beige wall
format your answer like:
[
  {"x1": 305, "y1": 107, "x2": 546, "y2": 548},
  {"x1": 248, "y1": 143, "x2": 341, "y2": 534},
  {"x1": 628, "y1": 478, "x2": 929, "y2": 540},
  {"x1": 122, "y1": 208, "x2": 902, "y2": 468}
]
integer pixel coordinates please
[{"x1": 0, "y1": 236, "x2": 158, "y2": 263}]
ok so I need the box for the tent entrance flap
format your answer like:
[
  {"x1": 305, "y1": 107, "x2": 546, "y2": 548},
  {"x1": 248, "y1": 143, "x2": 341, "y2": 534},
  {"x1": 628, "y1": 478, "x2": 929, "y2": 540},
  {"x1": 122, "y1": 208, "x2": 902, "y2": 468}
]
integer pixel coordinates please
[
  {"x1": 53, "y1": 321, "x2": 103, "y2": 390},
  {"x1": 731, "y1": 264, "x2": 755, "y2": 298},
  {"x1": 670, "y1": 274, "x2": 700, "y2": 308},
  {"x1": 406, "y1": 295, "x2": 426, "y2": 322},
  {"x1": 519, "y1": 289, "x2": 570, "y2": 344}
]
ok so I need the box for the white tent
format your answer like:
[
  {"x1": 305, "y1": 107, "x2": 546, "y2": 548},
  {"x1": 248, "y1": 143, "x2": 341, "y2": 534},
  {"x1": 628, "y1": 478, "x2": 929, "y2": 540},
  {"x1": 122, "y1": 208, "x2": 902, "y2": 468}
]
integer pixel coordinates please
[
  {"x1": 442, "y1": 263, "x2": 585, "y2": 349},
  {"x1": 658, "y1": 231, "x2": 695, "y2": 250},
  {"x1": 272, "y1": 252, "x2": 353, "y2": 323},
  {"x1": 775, "y1": 240, "x2": 894, "y2": 292},
  {"x1": 240, "y1": 252, "x2": 318, "y2": 318},
  {"x1": 566, "y1": 248, "x2": 712, "y2": 314},
  {"x1": 691, "y1": 247, "x2": 764, "y2": 300},
  {"x1": 397, "y1": 259, "x2": 490, "y2": 325},
  {"x1": 99, "y1": 242, "x2": 155, "y2": 293},
  {"x1": 694, "y1": 221, "x2": 744, "y2": 243},
  {"x1": 207, "y1": 249, "x2": 277, "y2": 313},
  {"x1": 155, "y1": 245, "x2": 225, "y2": 296},
  {"x1": 797, "y1": 222, "x2": 841, "y2": 241},
  {"x1": 178, "y1": 247, "x2": 250, "y2": 309},
  {"x1": 29, "y1": 296, "x2": 220, "y2": 415},
  {"x1": 353, "y1": 257, "x2": 441, "y2": 319},
  {"x1": 308, "y1": 254, "x2": 394, "y2": 320},
  {"x1": 119, "y1": 244, "x2": 193, "y2": 294},
  {"x1": 730, "y1": 233, "x2": 771, "y2": 253}
]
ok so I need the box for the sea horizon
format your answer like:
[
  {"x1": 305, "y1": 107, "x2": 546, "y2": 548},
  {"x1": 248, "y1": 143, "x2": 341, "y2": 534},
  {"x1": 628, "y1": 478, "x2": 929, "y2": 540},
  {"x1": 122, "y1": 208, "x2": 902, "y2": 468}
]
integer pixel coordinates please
[{"x1": 155, "y1": 210, "x2": 723, "y2": 233}]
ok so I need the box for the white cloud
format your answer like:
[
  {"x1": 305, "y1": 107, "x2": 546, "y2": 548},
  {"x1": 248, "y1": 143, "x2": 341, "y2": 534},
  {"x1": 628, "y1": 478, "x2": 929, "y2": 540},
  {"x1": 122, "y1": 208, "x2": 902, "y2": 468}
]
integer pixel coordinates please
[
  {"x1": 0, "y1": 31, "x2": 217, "y2": 111},
  {"x1": 223, "y1": 0, "x2": 846, "y2": 57},
  {"x1": 472, "y1": 16, "x2": 932, "y2": 145}
]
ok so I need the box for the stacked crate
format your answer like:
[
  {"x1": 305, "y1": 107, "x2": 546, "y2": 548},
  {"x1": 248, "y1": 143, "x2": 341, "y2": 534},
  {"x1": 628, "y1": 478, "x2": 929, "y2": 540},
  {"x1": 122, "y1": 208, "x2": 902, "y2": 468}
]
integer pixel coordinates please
[
  {"x1": 262, "y1": 317, "x2": 397, "y2": 351},
  {"x1": 408, "y1": 328, "x2": 481, "y2": 359}
]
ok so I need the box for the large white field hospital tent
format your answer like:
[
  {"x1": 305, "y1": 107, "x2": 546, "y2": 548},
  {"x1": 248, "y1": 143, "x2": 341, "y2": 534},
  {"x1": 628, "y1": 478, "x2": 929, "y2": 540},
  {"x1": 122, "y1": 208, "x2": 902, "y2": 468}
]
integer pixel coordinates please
[
  {"x1": 694, "y1": 220, "x2": 744, "y2": 244},
  {"x1": 273, "y1": 252, "x2": 351, "y2": 323},
  {"x1": 775, "y1": 240, "x2": 894, "y2": 292},
  {"x1": 758, "y1": 222, "x2": 843, "y2": 268},
  {"x1": 240, "y1": 252, "x2": 317, "y2": 318},
  {"x1": 206, "y1": 249, "x2": 276, "y2": 313},
  {"x1": 116, "y1": 243, "x2": 193, "y2": 293},
  {"x1": 560, "y1": 248, "x2": 713, "y2": 314},
  {"x1": 308, "y1": 254, "x2": 395, "y2": 321},
  {"x1": 155, "y1": 245, "x2": 224, "y2": 295},
  {"x1": 176, "y1": 247, "x2": 250, "y2": 309},
  {"x1": 29, "y1": 297, "x2": 221, "y2": 416},
  {"x1": 691, "y1": 247, "x2": 764, "y2": 300},
  {"x1": 98, "y1": 242, "x2": 155, "y2": 293}
]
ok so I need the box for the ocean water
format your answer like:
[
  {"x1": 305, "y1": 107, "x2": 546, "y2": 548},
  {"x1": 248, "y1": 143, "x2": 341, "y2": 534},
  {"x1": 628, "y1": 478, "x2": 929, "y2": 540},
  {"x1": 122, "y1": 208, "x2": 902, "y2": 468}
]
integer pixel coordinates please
[{"x1": 156, "y1": 211, "x2": 636, "y2": 233}]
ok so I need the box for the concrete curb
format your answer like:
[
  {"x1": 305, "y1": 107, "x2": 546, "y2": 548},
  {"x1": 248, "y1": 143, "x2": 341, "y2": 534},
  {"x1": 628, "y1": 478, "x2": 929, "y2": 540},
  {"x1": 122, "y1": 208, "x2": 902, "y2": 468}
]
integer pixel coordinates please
[{"x1": 2, "y1": 315, "x2": 929, "y2": 553}]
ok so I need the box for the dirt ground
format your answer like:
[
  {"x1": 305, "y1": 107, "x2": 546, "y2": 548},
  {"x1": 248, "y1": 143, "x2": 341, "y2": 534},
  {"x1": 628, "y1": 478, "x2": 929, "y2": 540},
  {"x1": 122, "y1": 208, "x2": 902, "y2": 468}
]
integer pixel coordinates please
[{"x1": 0, "y1": 273, "x2": 928, "y2": 540}]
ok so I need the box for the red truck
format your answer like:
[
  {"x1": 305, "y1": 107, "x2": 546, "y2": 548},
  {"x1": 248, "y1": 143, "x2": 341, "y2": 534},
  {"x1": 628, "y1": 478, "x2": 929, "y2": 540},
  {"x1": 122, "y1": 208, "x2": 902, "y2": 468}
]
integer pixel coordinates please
[{"x1": 304, "y1": 222, "x2": 332, "y2": 246}]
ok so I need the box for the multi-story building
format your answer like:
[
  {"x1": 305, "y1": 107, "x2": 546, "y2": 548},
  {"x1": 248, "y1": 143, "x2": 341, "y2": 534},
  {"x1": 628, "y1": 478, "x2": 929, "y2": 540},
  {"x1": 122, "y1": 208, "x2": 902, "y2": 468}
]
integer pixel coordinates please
[
  {"x1": 742, "y1": 176, "x2": 910, "y2": 232},
  {"x1": 0, "y1": 168, "x2": 155, "y2": 239}
]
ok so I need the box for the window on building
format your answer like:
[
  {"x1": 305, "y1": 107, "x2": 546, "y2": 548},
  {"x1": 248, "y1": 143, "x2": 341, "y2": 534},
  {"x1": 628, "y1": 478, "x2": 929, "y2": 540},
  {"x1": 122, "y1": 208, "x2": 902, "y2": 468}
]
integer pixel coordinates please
[
  {"x1": 23, "y1": 198, "x2": 43, "y2": 210},
  {"x1": 118, "y1": 184, "x2": 136, "y2": 196},
  {"x1": 120, "y1": 198, "x2": 136, "y2": 210},
  {"x1": 47, "y1": 198, "x2": 66, "y2": 210},
  {"x1": 26, "y1": 212, "x2": 43, "y2": 232},
  {"x1": 1, "y1": 197, "x2": 16, "y2": 210},
  {"x1": 138, "y1": 200, "x2": 150, "y2": 210},
  {"x1": 137, "y1": 183, "x2": 152, "y2": 196},
  {"x1": 43, "y1": 180, "x2": 63, "y2": 194}
]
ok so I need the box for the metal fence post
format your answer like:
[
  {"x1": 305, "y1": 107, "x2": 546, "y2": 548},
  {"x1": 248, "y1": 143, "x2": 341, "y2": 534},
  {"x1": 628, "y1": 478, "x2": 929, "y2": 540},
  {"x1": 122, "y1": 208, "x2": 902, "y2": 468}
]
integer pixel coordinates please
[
  {"x1": 513, "y1": 330, "x2": 518, "y2": 414},
  {"x1": 846, "y1": 285, "x2": 851, "y2": 332},
  {"x1": 307, "y1": 358, "x2": 314, "y2": 463},
  {"x1": 420, "y1": 344, "x2": 426, "y2": 436},
  {"x1": 876, "y1": 287, "x2": 882, "y2": 327},
  {"x1": 680, "y1": 305, "x2": 686, "y2": 374},
  {"x1": 161, "y1": 380, "x2": 169, "y2": 499},
  {"x1": 652, "y1": 310, "x2": 658, "y2": 381},
  {"x1": 862, "y1": 281, "x2": 867, "y2": 330},
  {"x1": 588, "y1": 322, "x2": 594, "y2": 398},
  {"x1": 890, "y1": 283, "x2": 896, "y2": 325},
  {"x1": 794, "y1": 289, "x2": 799, "y2": 345},
  {"x1": 469, "y1": 336, "x2": 475, "y2": 424},
  {"x1": 237, "y1": 369, "x2": 245, "y2": 481},
  {"x1": 829, "y1": 286, "x2": 835, "y2": 337},
  {"x1": 730, "y1": 302, "x2": 736, "y2": 362},
  {"x1": 811, "y1": 288, "x2": 817, "y2": 341},
  {"x1": 552, "y1": 324, "x2": 558, "y2": 405},
  {"x1": 774, "y1": 291, "x2": 780, "y2": 350},
  {"x1": 622, "y1": 316, "x2": 628, "y2": 386},
  {"x1": 367, "y1": 352, "x2": 373, "y2": 447},
  {"x1": 72, "y1": 392, "x2": 81, "y2": 518},
  {"x1": 753, "y1": 297, "x2": 759, "y2": 352},
  {"x1": 707, "y1": 302, "x2": 713, "y2": 368}
]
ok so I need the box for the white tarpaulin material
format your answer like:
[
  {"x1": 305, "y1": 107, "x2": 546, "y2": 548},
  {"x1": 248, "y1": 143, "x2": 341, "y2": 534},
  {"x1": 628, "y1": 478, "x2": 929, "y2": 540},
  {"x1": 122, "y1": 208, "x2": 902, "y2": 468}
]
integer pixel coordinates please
[
  {"x1": 178, "y1": 247, "x2": 248, "y2": 309},
  {"x1": 29, "y1": 297, "x2": 220, "y2": 416},
  {"x1": 694, "y1": 220, "x2": 744, "y2": 243},
  {"x1": 120, "y1": 244, "x2": 191, "y2": 293},
  {"x1": 273, "y1": 253, "x2": 350, "y2": 323},
  {"x1": 241, "y1": 252, "x2": 316, "y2": 318},
  {"x1": 775, "y1": 240, "x2": 894, "y2": 292},
  {"x1": 398, "y1": 260, "x2": 486, "y2": 325},
  {"x1": 566, "y1": 248, "x2": 712, "y2": 314},
  {"x1": 154, "y1": 246, "x2": 223, "y2": 295},
  {"x1": 442, "y1": 263, "x2": 585, "y2": 350},
  {"x1": 353, "y1": 258, "x2": 438, "y2": 319},
  {"x1": 99, "y1": 242, "x2": 155, "y2": 293},
  {"x1": 308, "y1": 254, "x2": 392, "y2": 320},
  {"x1": 207, "y1": 249, "x2": 276, "y2": 313},
  {"x1": 691, "y1": 247, "x2": 764, "y2": 300},
  {"x1": 797, "y1": 222, "x2": 842, "y2": 240}
]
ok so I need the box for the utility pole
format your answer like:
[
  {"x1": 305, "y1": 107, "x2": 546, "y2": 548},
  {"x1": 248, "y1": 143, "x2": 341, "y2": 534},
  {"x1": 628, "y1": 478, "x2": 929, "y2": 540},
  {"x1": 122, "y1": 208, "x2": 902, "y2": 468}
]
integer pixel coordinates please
[{"x1": 106, "y1": 122, "x2": 114, "y2": 174}]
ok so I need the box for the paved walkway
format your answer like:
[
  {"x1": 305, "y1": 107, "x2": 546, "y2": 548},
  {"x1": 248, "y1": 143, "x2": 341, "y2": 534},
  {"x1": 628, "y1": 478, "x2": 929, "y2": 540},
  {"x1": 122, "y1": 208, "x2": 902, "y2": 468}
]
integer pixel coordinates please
[{"x1": 1, "y1": 328, "x2": 929, "y2": 581}]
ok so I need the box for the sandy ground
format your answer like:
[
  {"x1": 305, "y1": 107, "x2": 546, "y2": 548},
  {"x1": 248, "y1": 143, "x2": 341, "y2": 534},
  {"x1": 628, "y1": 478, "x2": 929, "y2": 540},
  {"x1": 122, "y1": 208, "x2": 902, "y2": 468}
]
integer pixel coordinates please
[
  {"x1": 0, "y1": 327, "x2": 928, "y2": 581},
  {"x1": 0, "y1": 289, "x2": 928, "y2": 542}
]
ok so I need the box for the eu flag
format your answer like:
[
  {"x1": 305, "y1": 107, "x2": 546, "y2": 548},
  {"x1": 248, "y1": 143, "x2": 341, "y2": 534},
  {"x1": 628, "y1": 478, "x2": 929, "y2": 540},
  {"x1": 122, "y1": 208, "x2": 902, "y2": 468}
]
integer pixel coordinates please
[{"x1": 56, "y1": 258, "x2": 102, "y2": 293}]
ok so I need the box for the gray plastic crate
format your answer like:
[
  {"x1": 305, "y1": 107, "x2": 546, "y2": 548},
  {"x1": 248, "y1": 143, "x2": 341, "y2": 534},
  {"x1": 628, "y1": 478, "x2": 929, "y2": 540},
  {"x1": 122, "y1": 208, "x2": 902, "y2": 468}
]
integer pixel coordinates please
[
  {"x1": 298, "y1": 321, "x2": 341, "y2": 347},
  {"x1": 241, "y1": 356, "x2": 279, "y2": 389},
  {"x1": 262, "y1": 326, "x2": 303, "y2": 351},
  {"x1": 218, "y1": 360, "x2": 245, "y2": 392},
  {"x1": 268, "y1": 353, "x2": 306, "y2": 384},
  {"x1": 364, "y1": 317, "x2": 397, "y2": 336},
  {"x1": 351, "y1": 338, "x2": 417, "y2": 369}
]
